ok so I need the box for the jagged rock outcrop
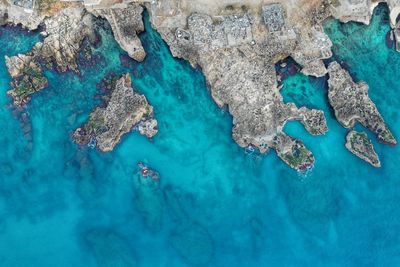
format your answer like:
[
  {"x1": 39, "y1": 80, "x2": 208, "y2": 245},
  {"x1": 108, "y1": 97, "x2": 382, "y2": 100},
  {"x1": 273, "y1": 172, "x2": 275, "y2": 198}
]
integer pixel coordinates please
[
  {"x1": 5, "y1": 54, "x2": 48, "y2": 107},
  {"x1": 73, "y1": 74, "x2": 158, "y2": 152},
  {"x1": 327, "y1": 61, "x2": 396, "y2": 145},
  {"x1": 5, "y1": 7, "x2": 95, "y2": 107},
  {"x1": 88, "y1": 3, "x2": 146, "y2": 61},
  {"x1": 345, "y1": 130, "x2": 381, "y2": 167}
]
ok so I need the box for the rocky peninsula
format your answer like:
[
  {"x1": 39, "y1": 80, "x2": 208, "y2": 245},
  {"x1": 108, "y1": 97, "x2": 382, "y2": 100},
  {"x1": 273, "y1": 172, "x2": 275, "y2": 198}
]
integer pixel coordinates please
[
  {"x1": 73, "y1": 74, "x2": 157, "y2": 152},
  {"x1": 327, "y1": 61, "x2": 396, "y2": 146},
  {"x1": 1, "y1": 0, "x2": 398, "y2": 170},
  {"x1": 88, "y1": 3, "x2": 146, "y2": 61},
  {"x1": 5, "y1": 8, "x2": 95, "y2": 107}
]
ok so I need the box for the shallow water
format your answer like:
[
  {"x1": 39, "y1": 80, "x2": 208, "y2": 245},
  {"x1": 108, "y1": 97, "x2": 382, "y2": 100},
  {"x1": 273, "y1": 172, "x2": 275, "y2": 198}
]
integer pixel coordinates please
[{"x1": 0, "y1": 5, "x2": 399, "y2": 266}]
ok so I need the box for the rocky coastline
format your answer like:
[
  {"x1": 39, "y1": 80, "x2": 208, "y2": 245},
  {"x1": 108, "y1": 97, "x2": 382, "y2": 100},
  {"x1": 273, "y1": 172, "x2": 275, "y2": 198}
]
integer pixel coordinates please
[
  {"x1": 5, "y1": 8, "x2": 95, "y2": 107},
  {"x1": 88, "y1": 3, "x2": 146, "y2": 62},
  {"x1": 327, "y1": 61, "x2": 396, "y2": 146},
  {"x1": 345, "y1": 130, "x2": 381, "y2": 167},
  {"x1": 1, "y1": 0, "x2": 398, "y2": 170}
]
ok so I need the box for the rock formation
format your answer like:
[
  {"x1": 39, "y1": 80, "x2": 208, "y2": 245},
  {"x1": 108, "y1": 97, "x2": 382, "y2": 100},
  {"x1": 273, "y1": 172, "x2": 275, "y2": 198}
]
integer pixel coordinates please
[
  {"x1": 345, "y1": 130, "x2": 381, "y2": 167},
  {"x1": 2, "y1": 0, "x2": 399, "y2": 170},
  {"x1": 5, "y1": 54, "x2": 47, "y2": 107},
  {"x1": 327, "y1": 61, "x2": 396, "y2": 145},
  {"x1": 88, "y1": 3, "x2": 146, "y2": 61},
  {"x1": 73, "y1": 74, "x2": 158, "y2": 152},
  {"x1": 5, "y1": 8, "x2": 95, "y2": 107}
]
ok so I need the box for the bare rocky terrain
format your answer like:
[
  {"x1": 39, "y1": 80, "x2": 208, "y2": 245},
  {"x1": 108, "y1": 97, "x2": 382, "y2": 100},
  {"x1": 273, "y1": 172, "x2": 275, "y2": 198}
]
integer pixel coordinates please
[
  {"x1": 345, "y1": 130, "x2": 381, "y2": 167},
  {"x1": 327, "y1": 61, "x2": 396, "y2": 145}
]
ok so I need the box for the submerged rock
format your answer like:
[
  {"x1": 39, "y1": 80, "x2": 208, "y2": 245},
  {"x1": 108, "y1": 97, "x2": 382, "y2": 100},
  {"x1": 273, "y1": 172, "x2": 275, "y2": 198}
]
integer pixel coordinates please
[
  {"x1": 145, "y1": 4, "x2": 330, "y2": 171},
  {"x1": 169, "y1": 223, "x2": 214, "y2": 266},
  {"x1": 327, "y1": 61, "x2": 396, "y2": 145},
  {"x1": 73, "y1": 74, "x2": 158, "y2": 152},
  {"x1": 345, "y1": 130, "x2": 381, "y2": 167},
  {"x1": 274, "y1": 134, "x2": 315, "y2": 172},
  {"x1": 84, "y1": 229, "x2": 137, "y2": 267}
]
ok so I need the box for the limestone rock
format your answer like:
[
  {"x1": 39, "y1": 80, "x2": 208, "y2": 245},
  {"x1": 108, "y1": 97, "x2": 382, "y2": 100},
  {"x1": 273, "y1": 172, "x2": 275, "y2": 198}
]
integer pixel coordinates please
[
  {"x1": 5, "y1": 7, "x2": 94, "y2": 107},
  {"x1": 345, "y1": 130, "x2": 381, "y2": 167},
  {"x1": 73, "y1": 74, "x2": 157, "y2": 152},
  {"x1": 5, "y1": 54, "x2": 47, "y2": 107},
  {"x1": 39, "y1": 7, "x2": 94, "y2": 73},
  {"x1": 327, "y1": 61, "x2": 396, "y2": 145},
  {"x1": 89, "y1": 3, "x2": 146, "y2": 61}
]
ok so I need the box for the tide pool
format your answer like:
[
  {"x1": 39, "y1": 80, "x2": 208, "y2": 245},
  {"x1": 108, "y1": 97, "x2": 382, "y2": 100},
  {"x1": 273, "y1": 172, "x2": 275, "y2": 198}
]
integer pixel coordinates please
[{"x1": 0, "y1": 5, "x2": 399, "y2": 266}]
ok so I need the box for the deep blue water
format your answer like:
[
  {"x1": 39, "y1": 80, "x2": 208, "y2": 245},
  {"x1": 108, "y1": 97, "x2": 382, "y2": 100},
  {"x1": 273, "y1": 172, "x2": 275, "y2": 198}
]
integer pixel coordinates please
[{"x1": 0, "y1": 5, "x2": 399, "y2": 266}]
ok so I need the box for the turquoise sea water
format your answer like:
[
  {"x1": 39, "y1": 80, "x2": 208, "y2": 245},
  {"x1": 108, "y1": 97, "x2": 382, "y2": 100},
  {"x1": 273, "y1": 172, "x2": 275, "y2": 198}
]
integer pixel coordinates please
[{"x1": 0, "y1": 5, "x2": 399, "y2": 266}]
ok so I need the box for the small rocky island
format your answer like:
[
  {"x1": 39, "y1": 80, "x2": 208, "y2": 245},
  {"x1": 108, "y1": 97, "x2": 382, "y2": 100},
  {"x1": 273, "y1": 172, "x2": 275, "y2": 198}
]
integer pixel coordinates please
[
  {"x1": 73, "y1": 74, "x2": 158, "y2": 152},
  {"x1": 346, "y1": 131, "x2": 381, "y2": 167}
]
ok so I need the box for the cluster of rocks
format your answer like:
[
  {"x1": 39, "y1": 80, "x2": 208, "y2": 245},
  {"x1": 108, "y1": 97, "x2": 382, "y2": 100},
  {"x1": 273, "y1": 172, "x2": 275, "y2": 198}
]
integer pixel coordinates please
[
  {"x1": 345, "y1": 130, "x2": 381, "y2": 167},
  {"x1": 73, "y1": 74, "x2": 158, "y2": 152},
  {"x1": 89, "y1": 3, "x2": 146, "y2": 61},
  {"x1": 5, "y1": 8, "x2": 95, "y2": 107},
  {"x1": 327, "y1": 61, "x2": 396, "y2": 145},
  {"x1": 327, "y1": 61, "x2": 396, "y2": 166},
  {"x1": 132, "y1": 163, "x2": 214, "y2": 265}
]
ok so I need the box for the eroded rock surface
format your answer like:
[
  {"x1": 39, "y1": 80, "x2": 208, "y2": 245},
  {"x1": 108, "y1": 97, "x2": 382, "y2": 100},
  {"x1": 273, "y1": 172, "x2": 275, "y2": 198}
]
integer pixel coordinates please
[
  {"x1": 146, "y1": 4, "x2": 329, "y2": 171},
  {"x1": 5, "y1": 54, "x2": 47, "y2": 107},
  {"x1": 327, "y1": 61, "x2": 396, "y2": 145},
  {"x1": 5, "y1": 8, "x2": 94, "y2": 107},
  {"x1": 73, "y1": 74, "x2": 158, "y2": 152},
  {"x1": 345, "y1": 130, "x2": 381, "y2": 167},
  {"x1": 89, "y1": 3, "x2": 146, "y2": 61},
  {"x1": 2, "y1": 0, "x2": 399, "y2": 170}
]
